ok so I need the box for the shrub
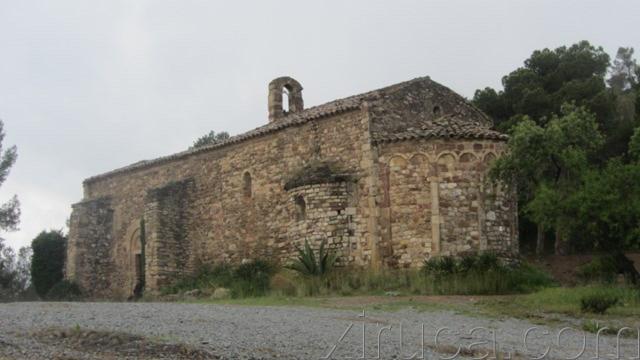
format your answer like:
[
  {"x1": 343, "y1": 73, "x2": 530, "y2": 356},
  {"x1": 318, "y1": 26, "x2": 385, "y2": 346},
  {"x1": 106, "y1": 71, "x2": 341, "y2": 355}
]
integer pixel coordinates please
[
  {"x1": 580, "y1": 293, "x2": 619, "y2": 314},
  {"x1": 269, "y1": 273, "x2": 298, "y2": 297},
  {"x1": 161, "y1": 255, "x2": 553, "y2": 299},
  {"x1": 287, "y1": 239, "x2": 338, "y2": 276},
  {"x1": 505, "y1": 263, "x2": 556, "y2": 293},
  {"x1": 457, "y1": 254, "x2": 477, "y2": 273},
  {"x1": 582, "y1": 319, "x2": 601, "y2": 334},
  {"x1": 233, "y1": 260, "x2": 275, "y2": 297},
  {"x1": 161, "y1": 263, "x2": 233, "y2": 296},
  {"x1": 161, "y1": 260, "x2": 276, "y2": 298},
  {"x1": 421, "y1": 253, "x2": 553, "y2": 295},
  {"x1": 577, "y1": 256, "x2": 619, "y2": 283},
  {"x1": 422, "y1": 252, "x2": 501, "y2": 276},
  {"x1": 423, "y1": 256, "x2": 457, "y2": 276},
  {"x1": 46, "y1": 280, "x2": 82, "y2": 301},
  {"x1": 31, "y1": 230, "x2": 67, "y2": 298},
  {"x1": 475, "y1": 252, "x2": 500, "y2": 272},
  {"x1": 289, "y1": 259, "x2": 553, "y2": 297}
]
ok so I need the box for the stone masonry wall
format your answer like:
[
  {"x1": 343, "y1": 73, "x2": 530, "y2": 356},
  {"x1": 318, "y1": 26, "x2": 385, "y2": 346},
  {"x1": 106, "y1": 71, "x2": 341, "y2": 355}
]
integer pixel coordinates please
[
  {"x1": 65, "y1": 197, "x2": 114, "y2": 298},
  {"x1": 144, "y1": 179, "x2": 195, "y2": 291},
  {"x1": 377, "y1": 139, "x2": 517, "y2": 267},
  {"x1": 68, "y1": 109, "x2": 373, "y2": 299},
  {"x1": 285, "y1": 182, "x2": 358, "y2": 264},
  {"x1": 66, "y1": 77, "x2": 518, "y2": 299}
]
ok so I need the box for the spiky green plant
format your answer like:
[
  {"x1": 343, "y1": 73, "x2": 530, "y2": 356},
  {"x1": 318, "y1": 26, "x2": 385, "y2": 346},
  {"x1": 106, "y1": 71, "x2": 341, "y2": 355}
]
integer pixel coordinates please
[{"x1": 287, "y1": 239, "x2": 338, "y2": 276}]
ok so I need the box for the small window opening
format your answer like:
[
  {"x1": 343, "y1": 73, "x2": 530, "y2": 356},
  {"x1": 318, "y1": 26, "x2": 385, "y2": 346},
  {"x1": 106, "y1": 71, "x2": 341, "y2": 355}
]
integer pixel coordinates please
[
  {"x1": 295, "y1": 195, "x2": 306, "y2": 221},
  {"x1": 433, "y1": 105, "x2": 441, "y2": 116},
  {"x1": 282, "y1": 88, "x2": 290, "y2": 114},
  {"x1": 243, "y1": 172, "x2": 252, "y2": 198}
]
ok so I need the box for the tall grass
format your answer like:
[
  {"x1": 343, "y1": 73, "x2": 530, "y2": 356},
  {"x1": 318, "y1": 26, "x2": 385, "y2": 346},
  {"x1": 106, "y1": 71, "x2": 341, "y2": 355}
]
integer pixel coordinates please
[
  {"x1": 161, "y1": 254, "x2": 554, "y2": 299},
  {"x1": 161, "y1": 260, "x2": 275, "y2": 298},
  {"x1": 285, "y1": 262, "x2": 553, "y2": 297}
]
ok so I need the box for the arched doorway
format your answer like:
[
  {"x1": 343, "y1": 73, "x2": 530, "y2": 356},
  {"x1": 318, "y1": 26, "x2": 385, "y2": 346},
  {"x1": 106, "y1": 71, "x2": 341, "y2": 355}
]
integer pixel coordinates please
[{"x1": 128, "y1": 218, "x2": 146, "y2": 299}]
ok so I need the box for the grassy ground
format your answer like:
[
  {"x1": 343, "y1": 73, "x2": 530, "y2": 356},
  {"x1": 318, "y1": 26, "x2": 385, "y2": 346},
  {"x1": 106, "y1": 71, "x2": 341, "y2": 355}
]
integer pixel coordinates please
[
  {"x1": 178, "y1": 284, "x2": 640, "y2": 335},
  {"x1": 477, "y1": 285, "x2": 640, "y2": 318},
  {"x1": 159, "y1": 255, "x2": 640, "y2": 335}
]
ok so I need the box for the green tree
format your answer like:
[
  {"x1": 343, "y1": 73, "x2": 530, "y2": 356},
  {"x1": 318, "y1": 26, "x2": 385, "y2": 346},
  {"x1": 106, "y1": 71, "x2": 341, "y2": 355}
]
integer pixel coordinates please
[
  {"x1": 0, "y1": 119, "x2": 19, "y2": 234},
  {"x1": 606, "y1": 47, "x2": 640, "y2": 159},
  {"x1": 0, "y1": 119, "x2": 20, "y2": 300},
  {"x1": 477, "y1": 42, "x2": 640, "y2": 254},
  {"x1": 560, "y1": 144, "x2": 640, "y2": 282},
  {"x1": 0, "y1": 245, "x2": 17, "y2": 299},
  {"x1": 15, "y1": 246, "x2": 32, "y2": 292},
  {"x1": 630, "y1": 126, "x2": 640, "y2": 160},
  {"x1": 491, "y1": 105, "x2": 603, "y2": 254},
  {"x1": 473, "y1": 41, "x2": 612, "y2": 132},
  {"x1": 567, "y1": 159, "x2": 640, "y2": 252},
  {"x1": 191, "y1": 130, "x2": 230, "y2": 149},
  {"x1": 608, "y1": 47, "x2": 639, "y2": 92},
  {"x1": 31, "y1": 230, "x2": 66, "y2": 298}
]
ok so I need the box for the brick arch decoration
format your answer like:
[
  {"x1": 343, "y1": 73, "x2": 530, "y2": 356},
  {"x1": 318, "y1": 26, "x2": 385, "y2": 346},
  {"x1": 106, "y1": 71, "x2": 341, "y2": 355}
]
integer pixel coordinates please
[
  {"x1": 408, "y1": 152, "x2": 431, "y2": 162},
  {"x1": 483, "y1": 152, "x2": 497, "y2": 164},
  {"x1": 389, "y1": 154, "x2": 408, "y2": 169},
  {"x1": 459, "y1": 152, "x2": 478, "y2": 163},
  {"x1": 436, "y1": 152, "x2": 457, "y2": 176}
]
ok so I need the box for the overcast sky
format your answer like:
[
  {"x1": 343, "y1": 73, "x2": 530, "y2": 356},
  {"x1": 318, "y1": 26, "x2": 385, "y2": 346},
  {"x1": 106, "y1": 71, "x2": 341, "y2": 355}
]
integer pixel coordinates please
[{"x1": 0, "y1": 0, "x2": 638, "y2": 250}]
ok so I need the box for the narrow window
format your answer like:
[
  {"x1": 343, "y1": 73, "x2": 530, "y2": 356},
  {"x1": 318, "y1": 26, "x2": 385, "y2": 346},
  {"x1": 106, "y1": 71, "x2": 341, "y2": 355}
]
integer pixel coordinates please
[
  {"x1": 295, "y1": 195, "x2": 306, "y2": 221},
  {"x1": 433, "y1": 105, "x2": 442, "y2": 116},
  {"x1": 282, "y1": 88, "x2": 290, "y2": 114},
  {"x1": 243, "y1": 172, "x2": 252, "y2": 198}
]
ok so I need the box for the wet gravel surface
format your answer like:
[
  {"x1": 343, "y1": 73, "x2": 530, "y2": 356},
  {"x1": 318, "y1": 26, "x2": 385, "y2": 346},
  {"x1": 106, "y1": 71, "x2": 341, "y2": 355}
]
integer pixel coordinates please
[{"x1": 0, "y1": 302, "x2": 637, "y2": 359}]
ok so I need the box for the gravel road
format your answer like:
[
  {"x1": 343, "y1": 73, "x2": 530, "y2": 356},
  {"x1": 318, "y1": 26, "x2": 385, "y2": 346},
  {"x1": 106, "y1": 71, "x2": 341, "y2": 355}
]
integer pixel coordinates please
[{"x1": 0, "y1": 301, "x2": 638, "y2": 359}]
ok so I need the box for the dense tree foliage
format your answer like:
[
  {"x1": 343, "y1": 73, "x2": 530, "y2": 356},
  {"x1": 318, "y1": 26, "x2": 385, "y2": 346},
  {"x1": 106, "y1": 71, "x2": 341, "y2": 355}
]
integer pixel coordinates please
[
  {"x1": 474, "y1": 42, "x2": 612, "y2": 130},
  {"x1": 567, "y1": 159, "x2": 640, "y2": 251},
  {"x1": 191, "y1": 130, "x2": 230, "y2": 149},
  {"x1": 480, "y1": 41, "x2": 640, "y2": 259},
  {"x1": 31, "y1": 230, "x2": 67, "y2": 298},
  {"x1": 630, "y1": 127, "x2": 640, "y2": 160},
  {"x1": 0, "y1": 119, "x2": 22, "y2": 300},
  {"x1": 474, "y1": 41, "x2": 639, "y2": 159},
  {"x1": 491, "y1": 105, "x2": 603, "y2": 253},
  {"x1": 0, "y1": 119, "x2": 19, "y2": 234}
]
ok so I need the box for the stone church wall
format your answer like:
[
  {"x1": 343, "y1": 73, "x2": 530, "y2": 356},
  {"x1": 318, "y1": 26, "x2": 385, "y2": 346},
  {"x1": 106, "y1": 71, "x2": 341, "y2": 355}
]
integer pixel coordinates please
[
  {"x1": 66, "y1": 197, "x2": 115, "y2": 298},
  {"x1": 143, "y1": 179, "x2": 195, "y2": 290},
  {"x1": 69, "y1": 109, "x2": 374, "y2": 298},
  {"x1": 66, "y1": 76, "x2": 519, "y2": 299},
  {"x1": 285, "y1": 182, "x2": 359, "y2": 264},
  {"x1": 376, "y1": 139, "x2": 518, "y2": 267}
]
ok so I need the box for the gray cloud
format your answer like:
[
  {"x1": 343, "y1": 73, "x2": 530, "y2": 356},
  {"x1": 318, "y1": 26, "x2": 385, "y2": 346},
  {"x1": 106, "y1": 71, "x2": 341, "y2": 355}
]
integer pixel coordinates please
[{"x1": 0, "y1": 0, "x2": 638, "y2": 249}]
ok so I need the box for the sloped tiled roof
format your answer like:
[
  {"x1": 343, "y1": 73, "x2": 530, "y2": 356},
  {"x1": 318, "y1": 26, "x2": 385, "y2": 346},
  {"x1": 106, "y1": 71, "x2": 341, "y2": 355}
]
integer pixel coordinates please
[
  {"x1": 84, "y1": 93, "x2": 367, "y2": 183},
  {"x1": 372, "y1": 114, "x2": 508, "y2": 144},
  {"x1": 84, "y1": 77, "x2": 505, "y2": 183}
]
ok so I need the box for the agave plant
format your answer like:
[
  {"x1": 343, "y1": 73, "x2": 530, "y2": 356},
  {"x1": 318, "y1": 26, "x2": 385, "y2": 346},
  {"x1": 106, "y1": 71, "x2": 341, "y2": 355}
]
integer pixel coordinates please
[{"x1": 287, "y1": 239, "x2": 338, "y2": 276}]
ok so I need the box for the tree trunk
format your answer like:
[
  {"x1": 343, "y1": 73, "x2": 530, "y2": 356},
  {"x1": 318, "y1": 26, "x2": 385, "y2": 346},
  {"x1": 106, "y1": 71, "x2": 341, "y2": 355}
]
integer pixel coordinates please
[
  {"x1": 554, "y1": 228, "x2": 567, "y2": 255},
  {"x1": 535, "y1": 223, "x2": 545, "y2": 256},
  {"x1": 612, "y1": 251, "x2": 640, "y2": 285}
]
